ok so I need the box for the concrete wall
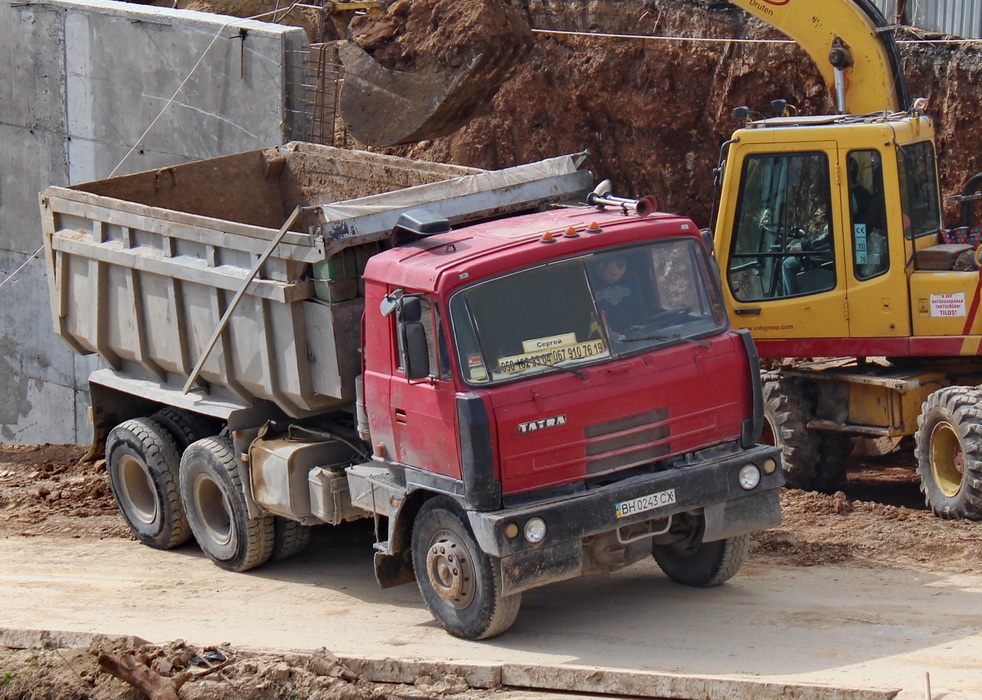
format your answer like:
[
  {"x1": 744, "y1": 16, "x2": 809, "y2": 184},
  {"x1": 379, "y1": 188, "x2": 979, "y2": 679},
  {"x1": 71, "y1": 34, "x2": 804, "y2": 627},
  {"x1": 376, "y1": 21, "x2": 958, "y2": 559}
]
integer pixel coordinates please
[{"x1": 0, "y1": 0, "x2": 309, "y2": 443}]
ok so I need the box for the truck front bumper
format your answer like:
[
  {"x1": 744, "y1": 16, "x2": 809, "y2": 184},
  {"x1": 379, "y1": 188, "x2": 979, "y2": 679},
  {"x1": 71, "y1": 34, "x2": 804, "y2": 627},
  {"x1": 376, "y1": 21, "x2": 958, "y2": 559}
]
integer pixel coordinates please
[{"x1": 467, "y1": 443, "x2": 782, "y2": 595}]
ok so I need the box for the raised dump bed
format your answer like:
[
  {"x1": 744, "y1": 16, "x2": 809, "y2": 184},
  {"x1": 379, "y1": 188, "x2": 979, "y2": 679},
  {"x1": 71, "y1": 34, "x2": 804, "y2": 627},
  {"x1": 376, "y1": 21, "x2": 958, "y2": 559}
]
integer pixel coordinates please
[{"x1": 41, "y1": 142, "x2": 590, "y2": 417}]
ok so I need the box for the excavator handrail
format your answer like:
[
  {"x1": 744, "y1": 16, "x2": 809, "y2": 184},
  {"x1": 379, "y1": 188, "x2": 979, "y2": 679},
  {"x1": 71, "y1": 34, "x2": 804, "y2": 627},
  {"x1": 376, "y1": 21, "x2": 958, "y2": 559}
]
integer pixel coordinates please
[{"x1": 726, "y1": 0, "x2": 910, "y2": 114}]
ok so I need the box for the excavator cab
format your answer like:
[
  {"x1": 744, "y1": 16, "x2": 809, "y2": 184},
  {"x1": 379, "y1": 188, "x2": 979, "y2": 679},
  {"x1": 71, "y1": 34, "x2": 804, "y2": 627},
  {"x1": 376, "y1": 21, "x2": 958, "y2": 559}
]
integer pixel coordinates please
[{"x1": 715, "y1": 113, "x2": 944, "y2": 348}]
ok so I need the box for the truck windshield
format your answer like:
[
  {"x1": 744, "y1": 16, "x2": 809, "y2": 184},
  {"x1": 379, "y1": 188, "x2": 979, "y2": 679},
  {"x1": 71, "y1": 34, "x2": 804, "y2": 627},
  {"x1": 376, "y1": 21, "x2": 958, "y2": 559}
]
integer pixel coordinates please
[{"x1": 449, "y1": 238, "x2": 726, "y2": 384}]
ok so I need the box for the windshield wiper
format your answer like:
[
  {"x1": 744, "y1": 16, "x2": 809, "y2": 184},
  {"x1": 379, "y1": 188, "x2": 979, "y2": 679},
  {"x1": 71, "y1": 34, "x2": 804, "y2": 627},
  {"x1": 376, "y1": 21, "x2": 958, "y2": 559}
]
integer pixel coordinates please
[
  {"x1": 621, "y1": 332, "x2": 711, "y2": 349},
  {"x1": 495, "y1": 356, "x2": 587, "y2": 380}
]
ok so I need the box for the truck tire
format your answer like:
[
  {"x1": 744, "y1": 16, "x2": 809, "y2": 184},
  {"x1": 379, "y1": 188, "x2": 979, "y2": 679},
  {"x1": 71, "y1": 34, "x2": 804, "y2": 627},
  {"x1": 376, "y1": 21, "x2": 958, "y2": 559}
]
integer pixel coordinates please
[
  {"x1": 914, "y1": 387, "x2": 982, "y2": 520},
  {"x1": 653, "y1": 529, "x2": 749, "y2": 587},
  {"x1": 762, "y1": 376, "x2": 819, "y2": 489},
  {"x1": 151, "y1": 407, "x2": 218, "y2": 452},
  {"x1": 271, "y1": 517, "x2": 312, "y2": 561},
  {"x1": 180, "y1": 436, "x2": 275, "y2": 571},
  {"x1": 106, "y1": 418, "x2": 192, "y2": 550},
  {"x1": 411, "y1": 497, "x2": 521, "y2": 640}
]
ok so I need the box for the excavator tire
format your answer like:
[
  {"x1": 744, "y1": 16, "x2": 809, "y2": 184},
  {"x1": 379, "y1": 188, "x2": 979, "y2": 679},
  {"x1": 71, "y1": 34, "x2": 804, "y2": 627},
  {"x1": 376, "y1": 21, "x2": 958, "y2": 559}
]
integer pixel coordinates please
[
  {"x1": 761, "y1": 375, "x2": 820, "y2": 489},
  {"x1": 914, "y1": 387, "x2": 982, "y2": 520}
]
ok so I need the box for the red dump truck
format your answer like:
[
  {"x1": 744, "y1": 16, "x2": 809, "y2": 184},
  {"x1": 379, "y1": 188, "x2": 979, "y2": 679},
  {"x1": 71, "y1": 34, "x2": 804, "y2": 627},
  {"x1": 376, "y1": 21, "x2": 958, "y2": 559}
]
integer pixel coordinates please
[{"x1": 41, "y1": 142, "x2": 781, "y2": 639}]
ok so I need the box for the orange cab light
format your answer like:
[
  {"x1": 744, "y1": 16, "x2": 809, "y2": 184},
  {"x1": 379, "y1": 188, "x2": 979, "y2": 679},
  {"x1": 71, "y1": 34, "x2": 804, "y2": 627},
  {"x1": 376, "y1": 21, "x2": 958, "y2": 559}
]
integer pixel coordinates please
[
  {"x1": 586, "y1": 221, "x2": 603, "y2": 234},
  {"x1": 540, "y1": 231, "x2": 558, "y2": 243},
  {"x1": 564, "y1": 226, "x2": 579, "y2": 238}
]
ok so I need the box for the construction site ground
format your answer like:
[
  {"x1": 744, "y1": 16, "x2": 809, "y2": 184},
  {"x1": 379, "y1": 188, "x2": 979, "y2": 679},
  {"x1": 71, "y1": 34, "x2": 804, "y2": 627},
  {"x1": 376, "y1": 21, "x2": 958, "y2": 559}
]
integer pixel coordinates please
[{"x1": 0, "y1": 443, "x2": 980, "y2": 699}]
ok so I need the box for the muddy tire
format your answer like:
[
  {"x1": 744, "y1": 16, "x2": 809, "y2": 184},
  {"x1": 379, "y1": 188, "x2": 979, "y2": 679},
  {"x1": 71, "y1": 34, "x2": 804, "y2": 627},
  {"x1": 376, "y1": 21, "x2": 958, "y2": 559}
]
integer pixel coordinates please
[
  {"x1": 106, "y1": 418, "x2": 192, "y2": 550},
  {"x1": 653, "y1": 520, "x2": 749, "y2": 588},
  {"x1": 761, "y1": 376, "x2": 819, "y2": 489},
  {"x1": 271, "y1": 517, "x2": 312, "y2": 561},
  {"x1": 412, "y1": 497, "x2": 521, "y2": 640},
  {"x1": 914, "y1": 387, "x2": 982, "y2": 520},
  {"x1": 180, "y1": 436, "x2": 275, "y2": 571},
  {"x1": 151, "y1": 407, "x2": 218, "y2": 452}
]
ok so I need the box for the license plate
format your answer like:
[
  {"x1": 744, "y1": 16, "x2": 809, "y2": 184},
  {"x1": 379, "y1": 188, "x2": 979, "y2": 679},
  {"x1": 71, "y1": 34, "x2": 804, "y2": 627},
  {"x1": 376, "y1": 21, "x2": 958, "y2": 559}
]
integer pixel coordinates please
[{"x1": 615, "y1": 489, "x2": 677, "y2": 518}]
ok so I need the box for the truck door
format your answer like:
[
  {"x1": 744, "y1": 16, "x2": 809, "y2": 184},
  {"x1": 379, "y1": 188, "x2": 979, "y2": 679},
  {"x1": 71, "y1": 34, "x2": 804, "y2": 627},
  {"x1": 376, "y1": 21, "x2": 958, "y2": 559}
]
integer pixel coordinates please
[
  {"x1": 387, "y1": 295, "x2": 462, "y2": 479},
  {"x1": 721, "y1": 144, "x2": 850, "y2": 339}
]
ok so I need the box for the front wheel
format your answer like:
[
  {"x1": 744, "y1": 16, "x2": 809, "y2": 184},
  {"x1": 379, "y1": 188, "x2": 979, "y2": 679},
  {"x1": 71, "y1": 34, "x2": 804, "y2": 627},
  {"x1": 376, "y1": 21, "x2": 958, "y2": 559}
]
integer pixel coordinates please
[
  {"x1": 412, "y1": 497, "x2": 521, "y2": 640},
  {"x1": 653, "y1": 516, "x2": 748, "y2": 587},
  {"x1": 180, "y1": 436, "x2": 275, "y2": 571},
  {"x1": 914, "y1": 387, "x2": 982, "y2": 520}
]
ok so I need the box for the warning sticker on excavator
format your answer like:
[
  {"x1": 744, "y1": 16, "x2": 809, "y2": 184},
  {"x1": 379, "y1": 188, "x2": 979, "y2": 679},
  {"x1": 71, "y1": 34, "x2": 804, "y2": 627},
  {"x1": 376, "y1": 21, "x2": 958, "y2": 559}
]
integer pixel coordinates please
[{"x1": 930, "y1": 293, "x2": 966, "y2": 317}]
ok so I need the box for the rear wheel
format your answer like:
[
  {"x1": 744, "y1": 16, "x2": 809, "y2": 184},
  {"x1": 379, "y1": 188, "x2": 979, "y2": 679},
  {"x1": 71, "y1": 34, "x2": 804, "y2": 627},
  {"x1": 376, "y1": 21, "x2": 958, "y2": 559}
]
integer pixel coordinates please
[
  {"x1": 914, "y1": 387, "x2": 982, "y2": 520},
  {"x1": 652, "y1": 515, "x2": 748, "y2": 587},
  {"x1": 151, "y1": 407, "x2": 218, "y2": 452},
  {"x1": 761, "y1": 376, "x2": 819, "y2": 489},
  {"x1": 180, "y1": 436, "x2": 274, "y2": 571},
  {"x1": 271, "y1": 517, "x2": 312, "y2": 561},
  {"x1": 412, "y1": 497, "x2": 521, "y2": 640},
  {"x1": 812, "y1": 433, "x2": 854, "y2": 494},
  {"x1": 105, "y1": 418, "x2": 191, "y2": 550}
]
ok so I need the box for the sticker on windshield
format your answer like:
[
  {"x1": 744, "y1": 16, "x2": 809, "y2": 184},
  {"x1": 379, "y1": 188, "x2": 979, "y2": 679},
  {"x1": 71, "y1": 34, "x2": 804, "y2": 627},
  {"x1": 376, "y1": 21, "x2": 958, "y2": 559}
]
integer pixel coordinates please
[{"x1": 497, "y1": 339, "x2": 607, "y2": 375}]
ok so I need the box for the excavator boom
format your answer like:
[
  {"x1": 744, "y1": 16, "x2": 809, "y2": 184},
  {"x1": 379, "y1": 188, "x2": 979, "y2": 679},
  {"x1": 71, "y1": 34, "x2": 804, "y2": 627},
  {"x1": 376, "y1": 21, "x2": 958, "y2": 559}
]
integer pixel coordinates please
[{"x1": 726, "y1": 0, "x2": 909, "y2": 113}]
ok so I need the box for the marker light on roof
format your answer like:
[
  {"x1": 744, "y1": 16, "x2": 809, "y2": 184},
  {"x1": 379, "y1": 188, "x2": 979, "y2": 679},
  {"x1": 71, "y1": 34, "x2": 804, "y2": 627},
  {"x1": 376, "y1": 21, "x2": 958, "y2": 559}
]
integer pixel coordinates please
[
  {"x1": 564, "y1": 226, "x2": 579, "y2": 238},
  {"x1": 586, "y1": 222, "x2": 603, "y2": 234},
  {"x1": 540, "y1": 231, "x2": 558, "y2": 243}
]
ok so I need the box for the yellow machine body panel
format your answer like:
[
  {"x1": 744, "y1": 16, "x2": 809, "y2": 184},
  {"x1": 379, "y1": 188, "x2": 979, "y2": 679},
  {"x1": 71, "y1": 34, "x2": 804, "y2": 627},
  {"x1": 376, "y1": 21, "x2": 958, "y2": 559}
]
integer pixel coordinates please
[{"x1": 726, "y1": 0, "x2": 903, "y2": 113}]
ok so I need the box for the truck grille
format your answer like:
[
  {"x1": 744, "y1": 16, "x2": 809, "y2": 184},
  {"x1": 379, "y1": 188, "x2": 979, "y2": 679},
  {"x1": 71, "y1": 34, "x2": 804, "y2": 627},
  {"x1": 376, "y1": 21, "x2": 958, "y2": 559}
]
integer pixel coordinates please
[{"x1": 584, "y1": 408, "x2": 670, "y2": 475}]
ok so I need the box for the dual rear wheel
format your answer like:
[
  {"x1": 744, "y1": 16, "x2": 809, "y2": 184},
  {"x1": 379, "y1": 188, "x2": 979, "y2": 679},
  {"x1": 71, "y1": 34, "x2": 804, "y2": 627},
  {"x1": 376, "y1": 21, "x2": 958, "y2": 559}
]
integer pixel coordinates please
[{"x1": 105, "y1": 410, "x2": 309, "y2": 571}]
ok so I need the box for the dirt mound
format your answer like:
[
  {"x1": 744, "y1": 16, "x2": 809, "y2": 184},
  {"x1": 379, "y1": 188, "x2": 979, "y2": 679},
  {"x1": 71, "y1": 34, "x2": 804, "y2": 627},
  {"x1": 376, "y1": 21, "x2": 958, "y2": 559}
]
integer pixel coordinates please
[
  {"x1": 0, "y1": 636, "x2": 480, "y2": 700},
  {"x1": 0, "y1": 443, "x2": 128, "y2": 540},
  {"x1": 349, "y1": 0, "x2": 533, "y2": 71}
]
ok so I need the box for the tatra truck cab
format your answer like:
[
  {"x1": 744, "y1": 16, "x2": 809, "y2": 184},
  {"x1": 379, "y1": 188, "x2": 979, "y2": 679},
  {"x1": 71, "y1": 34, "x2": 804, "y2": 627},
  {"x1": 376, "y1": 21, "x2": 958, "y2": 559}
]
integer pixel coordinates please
[{"x1": 42, "y1": 143, "x2": 781, "y2": 639}]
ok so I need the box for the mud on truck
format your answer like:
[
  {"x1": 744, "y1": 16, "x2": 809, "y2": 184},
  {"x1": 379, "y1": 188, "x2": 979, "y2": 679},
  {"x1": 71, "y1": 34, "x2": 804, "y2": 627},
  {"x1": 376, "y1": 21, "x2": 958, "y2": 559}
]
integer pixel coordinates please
[{"x1": 41, "y1": 142, "x2": 781, "y2": 639}]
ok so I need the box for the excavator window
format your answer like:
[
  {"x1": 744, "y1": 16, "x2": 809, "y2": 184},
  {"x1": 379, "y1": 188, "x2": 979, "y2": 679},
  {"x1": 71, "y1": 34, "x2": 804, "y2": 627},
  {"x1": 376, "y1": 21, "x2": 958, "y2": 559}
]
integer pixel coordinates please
[
  {"x1": 898, "y1": 141, "x2": 942, "y2": 239},
  {"x1": 847, "y1": 150, "x2": 889, "y2": 281},
  {"x1": 727, "y1": 152, "x2": 835, "y2": 301}
]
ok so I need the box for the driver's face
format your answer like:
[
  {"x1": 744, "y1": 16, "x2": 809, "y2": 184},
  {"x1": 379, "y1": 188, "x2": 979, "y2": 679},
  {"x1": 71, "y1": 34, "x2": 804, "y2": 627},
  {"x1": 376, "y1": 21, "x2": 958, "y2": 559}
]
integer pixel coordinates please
[{"x1": 599, "y1": 259, "x2": 627, "y2": 284}]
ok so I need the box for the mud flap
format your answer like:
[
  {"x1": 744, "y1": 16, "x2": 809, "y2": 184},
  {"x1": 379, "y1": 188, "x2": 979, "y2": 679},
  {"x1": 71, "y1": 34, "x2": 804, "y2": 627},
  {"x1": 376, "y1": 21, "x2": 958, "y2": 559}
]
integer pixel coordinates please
[{"x1": 702, "y1": 490, "x2": 781, "y2": 543}]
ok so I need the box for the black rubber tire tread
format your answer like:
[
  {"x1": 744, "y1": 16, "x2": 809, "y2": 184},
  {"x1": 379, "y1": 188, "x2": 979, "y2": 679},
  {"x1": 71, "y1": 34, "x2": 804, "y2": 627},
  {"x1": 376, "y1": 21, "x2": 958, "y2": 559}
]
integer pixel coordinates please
[
  {"x1": 271, "y1": 517, "x2": 312, "y2": 561},
  {"x1": 412, "y1": 496, "x2": 521, "y2": 640},
  {"x1": 653, "y1": 533, "x2": 749, "y2": 587},
  {"x1": 151, "y1": 407, "x2": 219, "y2": 452},
  {"x1": 914, "y1": 386, "x2": 982, "y2": 520},
  {"x1": 762, "y1": 375, "x2": 820, "y2": 489},
  {"x1": 105, "y1": 417, "x2": 191, "y2": 550},
  {"x1": 812, "y1": 433, "x2": 854, "y2": 494},
  {"x1": 180, "y1": 436, "x2": 275, "y2": 571}
]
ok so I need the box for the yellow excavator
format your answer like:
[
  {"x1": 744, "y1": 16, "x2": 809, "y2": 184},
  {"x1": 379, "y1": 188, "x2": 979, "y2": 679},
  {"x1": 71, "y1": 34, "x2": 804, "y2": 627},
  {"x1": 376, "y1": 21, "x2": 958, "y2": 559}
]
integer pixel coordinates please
[
  {"x1": 338, "y1": 0, "x2": 982, "y2": 519},
  {"x1": 713, "y1": 0, "x2": 982, "y2": 520}
]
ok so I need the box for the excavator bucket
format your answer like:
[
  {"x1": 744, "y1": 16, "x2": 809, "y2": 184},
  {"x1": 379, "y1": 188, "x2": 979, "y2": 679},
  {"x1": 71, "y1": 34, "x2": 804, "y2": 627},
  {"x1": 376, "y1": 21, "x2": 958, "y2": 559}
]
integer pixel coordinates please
[{"x1": 338, "y1": 41, "x2": 527, "y2": 147}]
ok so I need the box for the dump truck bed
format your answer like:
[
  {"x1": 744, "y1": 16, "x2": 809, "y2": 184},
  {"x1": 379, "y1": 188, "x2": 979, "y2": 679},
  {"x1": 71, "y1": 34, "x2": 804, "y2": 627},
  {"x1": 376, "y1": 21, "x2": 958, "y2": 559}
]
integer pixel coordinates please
[{"x1": 41, "y1": 142, "x2": 591, "y2": 417}]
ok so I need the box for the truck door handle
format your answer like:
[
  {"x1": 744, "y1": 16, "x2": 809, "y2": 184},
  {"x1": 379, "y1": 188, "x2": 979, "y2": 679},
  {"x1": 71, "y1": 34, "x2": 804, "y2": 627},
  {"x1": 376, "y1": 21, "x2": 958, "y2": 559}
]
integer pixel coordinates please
[
  {"x1": 734, "y1": 308, "x2": 761, "y2": 315},
  {"x1": 394, "y1": 409, "x2": 407, "y2": 424}
]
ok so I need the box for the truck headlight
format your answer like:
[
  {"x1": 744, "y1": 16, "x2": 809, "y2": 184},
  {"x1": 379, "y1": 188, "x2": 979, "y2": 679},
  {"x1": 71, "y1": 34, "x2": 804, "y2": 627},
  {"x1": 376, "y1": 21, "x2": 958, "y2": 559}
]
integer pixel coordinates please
[
  {"x1": 524, "y1": 517, "x2": 547, "y2": 544},
  {"x1": 738, "y1": 464, "x2": 761, "y2": 490}
]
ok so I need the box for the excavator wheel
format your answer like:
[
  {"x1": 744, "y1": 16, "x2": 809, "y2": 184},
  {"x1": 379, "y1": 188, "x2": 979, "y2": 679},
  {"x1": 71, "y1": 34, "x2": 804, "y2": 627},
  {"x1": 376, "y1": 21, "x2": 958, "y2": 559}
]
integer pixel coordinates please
[
  {"x1": 761, "y1": 375, "x2": 820, "y2": 489},
  {"x1": 811, "y1": 433, "x2": 854, "y2": 494},
  {"x1": 914, "y1": 387, "x2": 982, "y2": 520}
]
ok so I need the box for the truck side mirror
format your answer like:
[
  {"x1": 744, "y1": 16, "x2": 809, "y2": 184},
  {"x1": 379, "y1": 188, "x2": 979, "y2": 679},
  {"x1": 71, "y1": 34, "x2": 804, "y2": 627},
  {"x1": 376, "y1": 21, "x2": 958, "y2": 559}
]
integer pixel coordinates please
[{"x1": 397, "y1": 296, "x2": 430, "y2": 380}]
